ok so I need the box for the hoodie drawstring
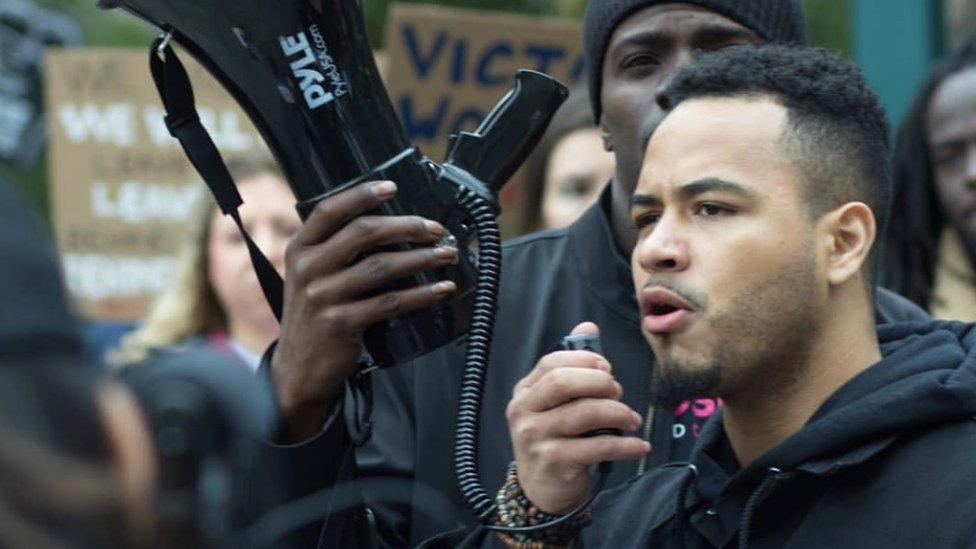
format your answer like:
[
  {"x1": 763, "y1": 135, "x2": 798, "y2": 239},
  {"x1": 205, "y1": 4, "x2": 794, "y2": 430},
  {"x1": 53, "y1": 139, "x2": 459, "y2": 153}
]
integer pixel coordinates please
[
  {"x1": 672, "y1": 464, "x2": 699, "y2": 548},
  {"x1": 738, "y1": 467, "x2": 792, "y2": 549}
]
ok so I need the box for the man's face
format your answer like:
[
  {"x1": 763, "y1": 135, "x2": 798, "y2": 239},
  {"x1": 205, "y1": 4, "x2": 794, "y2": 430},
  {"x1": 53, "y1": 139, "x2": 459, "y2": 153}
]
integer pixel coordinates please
[
  {"x1": 630, "y1": 96, "x2": 826, "y2": 405},
  {"x1": 600, "y1": 3, "x2": 761, "y2": 196},
  {"x1": 928, "y1": 66, "x2": 976, "y2": 255}
]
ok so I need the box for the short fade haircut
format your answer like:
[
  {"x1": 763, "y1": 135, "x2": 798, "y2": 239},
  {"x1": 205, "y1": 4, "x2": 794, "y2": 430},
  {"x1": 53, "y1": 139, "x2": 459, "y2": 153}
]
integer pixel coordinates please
[{"x1": 659, "y1": 45, "x2": 892, "y2": 283}]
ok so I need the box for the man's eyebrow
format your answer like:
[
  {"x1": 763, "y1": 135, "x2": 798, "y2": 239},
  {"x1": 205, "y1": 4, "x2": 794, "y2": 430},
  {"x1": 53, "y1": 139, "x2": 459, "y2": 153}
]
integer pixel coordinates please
[
  {"x1": 612, "y1": 23, "x2": 758, "y2": 57},
  {"x1": 677, "y1": 178, "x2": 758, "y2": 200},
  {"x1": 690, "y1": 24, "x2": 760, "y2": 45},
  {"x1": 609, "y1": 29, "x2": 668, "y2": 57},
  {"x1": 629, "y1": 193, "x2": 661, "y2": 209}
]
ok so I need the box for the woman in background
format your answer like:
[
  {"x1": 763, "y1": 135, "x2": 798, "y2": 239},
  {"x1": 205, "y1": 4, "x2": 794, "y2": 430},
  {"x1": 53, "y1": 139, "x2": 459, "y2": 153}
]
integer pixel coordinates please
[
  {"x1": 112, "y1": 157, "x2": 300, "y2": 370},
  {"x1": 885, "y1": 33, "x2": 976, "y2": 320},
  {"x1": 518, "y1": 86, "x2": 616, "y2": 233}
]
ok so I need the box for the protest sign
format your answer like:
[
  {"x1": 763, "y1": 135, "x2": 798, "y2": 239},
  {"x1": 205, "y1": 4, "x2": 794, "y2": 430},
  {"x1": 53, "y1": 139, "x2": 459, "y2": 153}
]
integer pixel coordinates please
[
  {"x1": 384, "y1": 4, "x2": 584, "y2": 234},
  {"x1": 44, "y1": 48, "x2": 267, "y2": 320}
]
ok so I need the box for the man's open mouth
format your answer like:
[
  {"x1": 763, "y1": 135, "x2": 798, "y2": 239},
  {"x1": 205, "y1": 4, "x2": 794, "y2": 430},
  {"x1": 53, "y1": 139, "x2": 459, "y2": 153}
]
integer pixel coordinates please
[
  {"x1": 640, "y1": 287, "x2": 695, "y2": 334},
  {"x1": 650, "y1": 302, "x2": 681, "y2": 315}
]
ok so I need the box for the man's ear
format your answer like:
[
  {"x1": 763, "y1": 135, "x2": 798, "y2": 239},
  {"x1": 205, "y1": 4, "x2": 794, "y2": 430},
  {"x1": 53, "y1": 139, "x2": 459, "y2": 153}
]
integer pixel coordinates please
[
  {"x1": 819, "y1": 202, "x2": 876, "y2": 286},
  {"x1": 599, "y1": 115, "x2": 613, "y2": 152}
]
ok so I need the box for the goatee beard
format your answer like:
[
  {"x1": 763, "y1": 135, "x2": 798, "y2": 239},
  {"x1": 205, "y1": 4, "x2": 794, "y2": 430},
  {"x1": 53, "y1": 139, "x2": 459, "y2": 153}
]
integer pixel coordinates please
[{"x1": 649, "y1": 360, "x2": 721, "y2": 408}]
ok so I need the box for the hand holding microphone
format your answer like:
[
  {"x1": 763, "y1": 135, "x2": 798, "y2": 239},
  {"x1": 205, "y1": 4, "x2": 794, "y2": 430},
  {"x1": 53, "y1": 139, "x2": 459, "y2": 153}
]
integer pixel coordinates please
[{"x1": 505, "y1": 322, "x2": 651, "y2": 515}]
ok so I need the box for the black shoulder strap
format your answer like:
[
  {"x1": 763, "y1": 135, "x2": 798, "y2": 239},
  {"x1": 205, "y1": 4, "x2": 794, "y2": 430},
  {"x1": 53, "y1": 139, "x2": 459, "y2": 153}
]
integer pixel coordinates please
[{"x1": 148, "y1": 36, "x2": 283, "y2": 321}]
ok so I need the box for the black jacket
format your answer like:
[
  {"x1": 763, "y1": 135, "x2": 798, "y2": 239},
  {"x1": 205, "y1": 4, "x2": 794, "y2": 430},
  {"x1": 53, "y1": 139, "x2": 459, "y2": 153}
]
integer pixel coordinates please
[
  {"x1": 554, "y1": 320, "x2": 976, "y2": 548},
  {"x1": 263, "y1": 186, "x2": 929, "y2": 548}
]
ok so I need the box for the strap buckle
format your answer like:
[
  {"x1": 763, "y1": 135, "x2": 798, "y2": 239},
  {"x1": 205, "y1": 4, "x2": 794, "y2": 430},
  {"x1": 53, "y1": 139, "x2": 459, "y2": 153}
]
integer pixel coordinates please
[
  {"x1": 163, "y1": 112, "x2": 200, "y2": 138},
  {"x1": 156, "y1": 30, "x2": 173, "y2": 53}
]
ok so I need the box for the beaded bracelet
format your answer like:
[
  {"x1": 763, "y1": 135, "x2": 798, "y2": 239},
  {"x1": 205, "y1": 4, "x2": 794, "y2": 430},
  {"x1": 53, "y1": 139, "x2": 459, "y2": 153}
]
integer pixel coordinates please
[{"x1": 490, "y1": 461, "x2": 592, "y2": 548}]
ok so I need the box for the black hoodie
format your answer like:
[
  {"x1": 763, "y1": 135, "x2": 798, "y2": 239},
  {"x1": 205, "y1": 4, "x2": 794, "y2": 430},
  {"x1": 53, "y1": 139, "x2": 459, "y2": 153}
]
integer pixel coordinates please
[
  {"x1": 564, "y1": 320, "x2": 976, "y2": 548},
  {"x1": 257, "y1": 186, "x2": 931, "y2": 548}
]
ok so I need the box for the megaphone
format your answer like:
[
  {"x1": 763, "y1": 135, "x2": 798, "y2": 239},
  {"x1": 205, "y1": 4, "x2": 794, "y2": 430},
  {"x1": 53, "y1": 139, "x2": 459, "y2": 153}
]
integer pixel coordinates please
[{"x1": 97, "y1": 0, "x2": 568, "y2": 367}]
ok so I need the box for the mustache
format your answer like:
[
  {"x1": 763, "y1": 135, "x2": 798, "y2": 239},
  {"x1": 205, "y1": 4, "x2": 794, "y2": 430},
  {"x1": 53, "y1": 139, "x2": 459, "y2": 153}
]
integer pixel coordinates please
[{"x1": 641, "y1": 278, "x2": 707, "y2": 311}]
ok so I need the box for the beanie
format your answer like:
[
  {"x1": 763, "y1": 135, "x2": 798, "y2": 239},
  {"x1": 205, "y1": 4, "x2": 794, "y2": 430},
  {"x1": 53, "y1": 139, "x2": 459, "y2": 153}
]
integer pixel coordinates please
[{"x1": 583, "y1": 0, "x2": 808, "y2": 121}]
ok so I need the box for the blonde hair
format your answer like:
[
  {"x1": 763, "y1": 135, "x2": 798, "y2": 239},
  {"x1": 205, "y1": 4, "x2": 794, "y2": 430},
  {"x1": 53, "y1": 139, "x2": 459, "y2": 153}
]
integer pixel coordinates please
[{"x1": 110, "y1": 156, "x2": 285, "y2": 367}]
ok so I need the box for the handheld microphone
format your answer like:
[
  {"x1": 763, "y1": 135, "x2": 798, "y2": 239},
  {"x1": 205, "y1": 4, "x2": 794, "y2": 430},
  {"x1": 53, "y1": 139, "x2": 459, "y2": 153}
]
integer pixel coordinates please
[{"x1": 559, "y1": 332, "x2": 623, "y2": 440}]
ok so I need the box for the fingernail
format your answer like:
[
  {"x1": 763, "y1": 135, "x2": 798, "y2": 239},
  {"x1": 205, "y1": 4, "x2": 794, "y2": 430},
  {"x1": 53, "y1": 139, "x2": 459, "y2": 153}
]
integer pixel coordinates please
[
  {"x1": 425, "y1": 220, "x2": 446, "y2": 237},
  {"x1": 372, "y1": 181, "x2": 397, "y2": 197},
  {"x1": 435, "y1": 246, "x2": 458, "y2": 260},
  {"x1": 631, "y1": 413, "x2": 643, "y2": 429},
  {"x1": 614, "y1": 381, "x2": 623, "y2": 393},
  {"x1": 432, "y1": 281, "x2": 456, "y2": 296},
  {"x1": 643, "y1": 441, "x2": 652, "y2": 452},
  {"x1": 596, "y1": 359, "x2": 611, "y2": 372}
]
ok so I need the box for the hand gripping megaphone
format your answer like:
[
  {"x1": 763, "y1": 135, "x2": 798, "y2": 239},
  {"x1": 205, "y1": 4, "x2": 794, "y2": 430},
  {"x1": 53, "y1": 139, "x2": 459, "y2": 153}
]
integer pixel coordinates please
[
  {"x1": 98, "y1": 0, "x2": 567, "y2": 368},
  {"x1": 99, "y1": 0, "x2": 570, "y2": 533}
]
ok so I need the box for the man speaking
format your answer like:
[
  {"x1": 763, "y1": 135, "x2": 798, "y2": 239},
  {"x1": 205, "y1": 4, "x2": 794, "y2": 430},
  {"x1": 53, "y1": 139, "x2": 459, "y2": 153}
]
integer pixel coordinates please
[{"x1": 499, "y1": 45, "x2": 976, "y2": 547}]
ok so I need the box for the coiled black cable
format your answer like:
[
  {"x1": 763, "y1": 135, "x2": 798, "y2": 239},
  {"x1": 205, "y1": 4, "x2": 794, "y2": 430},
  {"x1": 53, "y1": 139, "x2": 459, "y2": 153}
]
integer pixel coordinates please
[
  {"x1": 452, "y1": 187, "x2": 607, "y2": 533},
  {"x1": 453, "y1": 187, "x2": 503, "y2": 518}
]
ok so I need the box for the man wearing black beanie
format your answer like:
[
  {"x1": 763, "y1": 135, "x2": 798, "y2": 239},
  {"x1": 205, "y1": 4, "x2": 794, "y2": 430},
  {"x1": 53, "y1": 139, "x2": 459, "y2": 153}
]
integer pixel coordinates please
[
  {"x1": 581, "y1": 0, "x2": 806, "y2": 253},
  {"x1": 260, "y1": 2, "x2": 929, "y2": 547}
]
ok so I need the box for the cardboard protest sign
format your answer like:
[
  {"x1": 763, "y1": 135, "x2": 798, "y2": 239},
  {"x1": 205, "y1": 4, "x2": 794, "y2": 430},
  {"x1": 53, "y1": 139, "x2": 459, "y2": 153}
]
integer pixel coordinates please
[
  {"x1": 44, "y1": 48, "x2": 267, "y2": 321},
  {"x1": 384, "y1": 4, "x2": 584, "y2": 234}
]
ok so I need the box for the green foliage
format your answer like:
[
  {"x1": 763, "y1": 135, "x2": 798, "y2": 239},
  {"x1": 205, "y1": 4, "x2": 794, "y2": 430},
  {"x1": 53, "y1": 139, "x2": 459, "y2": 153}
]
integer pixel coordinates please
[
  {"x1": 803, "y1": 0, "x2": 853, "y2": 55},
  {"x1": 363, "y1": 0, "x2": 562, "y2": 47},
  {"x1": 39, "y1": 0, "x2": 155, "y2": 45}
]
